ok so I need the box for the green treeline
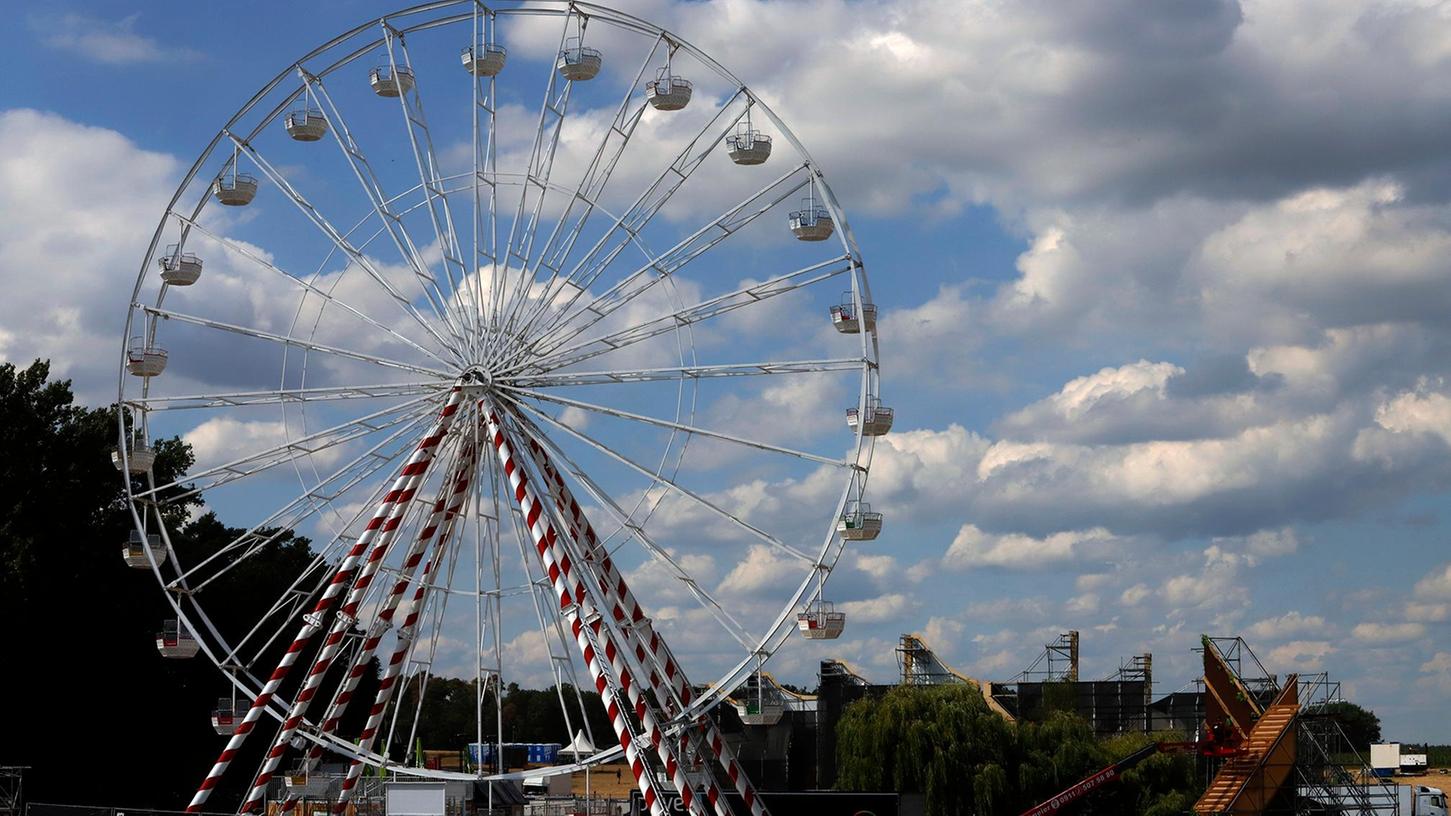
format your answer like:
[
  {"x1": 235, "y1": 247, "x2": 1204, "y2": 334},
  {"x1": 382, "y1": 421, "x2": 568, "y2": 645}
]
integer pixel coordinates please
[{"x1": 835, "y1": 684, "x2": 1200, "y2": 816}]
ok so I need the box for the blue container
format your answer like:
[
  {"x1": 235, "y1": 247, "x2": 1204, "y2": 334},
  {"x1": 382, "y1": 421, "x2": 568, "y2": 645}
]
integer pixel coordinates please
[
  {"x1": 469, "y1": 743, "x2": 494, "y2": 764},
  {"x1": 527, "y1": 743, "x2": 561, "y2": 764}
]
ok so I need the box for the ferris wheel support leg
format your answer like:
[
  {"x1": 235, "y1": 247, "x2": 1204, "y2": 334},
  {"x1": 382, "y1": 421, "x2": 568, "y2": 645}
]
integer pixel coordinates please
[
  {"x1": 238, "y1": 396, "x2": 466, "y2": 812},
  {"x1": 522, "y1": 437, "x2": 770, "y2": 816},
  {"x1": 483, "y1": 400, "x2": 705, "y2": 816},
  {"x1": 330, "y1": 448, "x2": 474, "y2": 813},
  {"x1": 278, "y1": 438, "x2": 479, "y2": 814},
  {"x1": 183, "y1": 386, "x2": 463, "y2": 814}
]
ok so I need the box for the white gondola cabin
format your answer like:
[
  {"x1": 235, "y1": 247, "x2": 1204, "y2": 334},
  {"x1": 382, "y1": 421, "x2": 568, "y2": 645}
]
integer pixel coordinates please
[
  {"x1": 112, "y1": 443, "x2": 155, "y2": 474},
  {"x1": 837, "y1": 501, "x2": 883, "y2": 541},
  {"x1": 829, "y1": 295, "x2": 877, "y2": 334},
  {"x1": 725, "y1": 129, "x2": 772, "y2": 166},
  {"x1": 284, "y1": 108, "x2": 328, "y2": 142},
  {"x1": 158, "y1": 244, "x2": 203, "y2": 285},
  {"x1": 735, "y1": 697, "x2": 785, "y2": 726},
  {"x1": 557, "y1": 44, "x2": 602, "y2": 81},
  {"x1": 370, "y1": 65, "x2": 415, "y2": 97},
  {"x1": 212, "y1": 173, "x2": 258, "y2": 207},
  {"x1": 462, "y1": 43, "x2": 507, "y2": 77},
  {"x1": 846, "y1": 399, "x2": 894, "y2": 436},
  {"x1": 789, "y1": 203, "x2": 834, "y2": 242},
  {"x1": 212, "y1": 699, "x2": 241, "y2": 735},
  {"x1": 646, "y1": 70, "x2": 693, "y2": 111},
  {"x1": 122, "y1": 530, "x2": 167, "y2": 569},
  {"x1": 157, "y1": 619, "x2": 200, "y2": 659},
  {"x1": 126, "y1": 338, "x2": 168, "y2": 378},
  {"x1": 797, "y1": 601, "x2": 846, "y2": 640}
]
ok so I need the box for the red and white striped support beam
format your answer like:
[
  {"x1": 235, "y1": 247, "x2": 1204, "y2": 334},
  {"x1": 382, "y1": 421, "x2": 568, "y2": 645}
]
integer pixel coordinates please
[
  {"x1": 278, "y1": 439, "x2": 479, "y2": 814},
  {"x1": 185, "y1": 387, "x2": 464, "y2": 813},
  {"x1": 523, "y1": 437, "x2": 768, "y2": 816},
  {"x1": 239, "y1": 398, "x2": 467, "y2": 812},
  {"x1": 484, "y1": 401, "x2": 704, "y2": 816},
  {"x1": 331, "y1": 438, "x2": 474, "y2": 812}
]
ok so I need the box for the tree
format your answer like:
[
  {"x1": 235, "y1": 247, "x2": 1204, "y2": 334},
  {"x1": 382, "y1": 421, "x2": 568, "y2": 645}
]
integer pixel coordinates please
[
  {"x1": 836, "y1": 684, "x2": 1017, "y2": 816},
  {"x1": 1324, "y1": 701, "x2": 1382, "y2": 751},
  {"x1": 0, "y1": 361, "x2": 368, "y2": 807},
  {"x1": 836, "y1": 681, "x2": 1203, "y2": 816}
]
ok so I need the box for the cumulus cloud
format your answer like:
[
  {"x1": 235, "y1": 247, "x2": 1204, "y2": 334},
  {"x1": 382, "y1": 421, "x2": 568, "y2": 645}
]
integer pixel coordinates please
[
  {"x1": 0, "y1": 110, "x2": 178, "y2": 399},
  {"x1": 1351, "y1": 621, "x2": 1427, "y2": 643},
  {"x1": 1161, "y1": 545, "x2": 1249, "y2": 612},
  {"x1": 1413, "y1": 562, "x2": 1451, "y2": 600},
  {"x1": 839, "y1": 593, "x2": 914, "y2": 623},
  {"x1": 1119, "y1": 584, "x2": 1152, "y2": 607},
  {"x1": 1245, "y1": 611, "x2": 1328, "y2": 641},
  {"x1": 1266, "y1": 640, "x2": 1336, "y2": 671},
  {"x1": 30, "y1": 13, "x2": 203, "y2": 65},
  {"x1": 943, "y1": 524, "x2": 1118, "y2": 571}
]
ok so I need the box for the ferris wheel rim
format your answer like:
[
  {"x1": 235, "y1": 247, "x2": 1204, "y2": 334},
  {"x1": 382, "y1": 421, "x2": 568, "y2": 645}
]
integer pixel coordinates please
[{"x1": 116, "y1": 0, "x2": 882, "y2": 789}]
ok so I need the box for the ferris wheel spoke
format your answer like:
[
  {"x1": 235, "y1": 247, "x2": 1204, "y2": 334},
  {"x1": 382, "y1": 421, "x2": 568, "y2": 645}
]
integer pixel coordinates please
[
  {"x1": 168, "y1": 409, "x2": 434, "y2": 595},
  {"x1": 505, "y1": 386, "x2": 851, "y2": 468},
  {"x1": 501, "y1": 164, "x2": 815, "y2": 373},
  {"x1": 302, "y1": 73, "x2": 473, "y2": 351},
  {"x1": 140, "y1": 304, "x2": 455, "y2": 380},
  {"x1": 508, "y1": 89, "x2": 750, "y2": 354},
  {"x1": 381, "y1": 27, "x2": 481, "y2": 357},
  {"x1": 172, "y1": 214, "x2": 459, "y2": 370},
  {"x1": 506, "y1": 407, "x2": 757, "y2": 651},
  {"x1": 509, "y1": 397, "x2": 814, "y2": 562},
  {"x1": 135, "y1": 393, "x2": 440, "y2": 502},
  {"x1": 504, "y1": 357, "x2": 867, "y2": 387},
  {"x1": 224, "y1": 130, "x2": 467, "y2": 361},
  {"x1": 488, "y1": 9, "x2": 579, "y2": 358},
  {"x1": 494, "y1": 34, "x2": 664, "y2": 350},
  {"x1": 468, "y1": 5, "x2": 502, "y2": 363},
  {"x1": 131, "y1": 381, "x2": 449, "y2": 412},
  {"x1": 516, "y1": 254, "x2": 854, "y2": 376}
]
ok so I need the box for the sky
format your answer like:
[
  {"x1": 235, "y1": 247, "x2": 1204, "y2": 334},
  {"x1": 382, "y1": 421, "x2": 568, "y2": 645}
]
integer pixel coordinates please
[{"x1": 2, "y1": 0, "x2": 1450, "y2": 745}]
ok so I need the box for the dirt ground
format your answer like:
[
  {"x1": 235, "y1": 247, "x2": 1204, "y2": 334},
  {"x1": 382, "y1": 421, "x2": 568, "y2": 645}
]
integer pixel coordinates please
[
  {"x1": 1396, "y1": 770, "x2": 1451, "y2": 791},
  {"x1": 568, "y1": 763, "x2": 640, "y2": 798}
]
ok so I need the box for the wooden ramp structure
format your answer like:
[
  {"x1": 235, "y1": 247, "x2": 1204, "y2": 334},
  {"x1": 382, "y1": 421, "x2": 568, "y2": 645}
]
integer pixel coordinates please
[
  {"x1": 896, "y1": 633, "x2": 1015, "y2": 721},
  {"x1": 1194, "y1": 635, "x2": 1301, "y2": 815}
]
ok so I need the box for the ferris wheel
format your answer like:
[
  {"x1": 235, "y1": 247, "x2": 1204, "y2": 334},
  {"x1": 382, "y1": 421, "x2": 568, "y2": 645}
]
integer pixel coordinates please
[{"x1": 115, "y1": 2, "x2": 888, "y2": 813}]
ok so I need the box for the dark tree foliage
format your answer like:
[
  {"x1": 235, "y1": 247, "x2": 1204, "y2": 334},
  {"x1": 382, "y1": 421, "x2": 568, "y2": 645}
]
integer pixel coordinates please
[
  {"x1": 835, "y1": 684, "x2": 1016, "y2": 816},
  {"x1": 835, "y1": 683, "x2": 1201, "y2": 816},
  {"x1": 0, "y1": 361, "x2": 375, "y2": 808},
  {"x1": 390, "y1": 679, "x2": 612, "y2": 763},
  {"x1": 1323, "y1": 701, "x2": 1382, "y2": 751}
]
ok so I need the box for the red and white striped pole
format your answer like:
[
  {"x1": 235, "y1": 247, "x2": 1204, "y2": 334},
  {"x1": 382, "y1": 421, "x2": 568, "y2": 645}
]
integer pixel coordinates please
[
  {"x1": 484, "y1": 401, "x2": 704, "y2": 816},
  {"x1": 185, "y1": 387, "x2": 464, "y2": 813},
  {"x1": 524, "y1": 437, "x2": 769, "y2": 816},
  {"x1": 521, "y1": 441, "x2": 727, "y2": 816},
  {"x1": 278, "y1": 439, "x2": 478, "y2": 813},
  {"x1": 331, "y1": 436, "x2": 474, "y2": 812},
  {"x1": 239, "y1": 396, "x2": 466, "y2": 811}
]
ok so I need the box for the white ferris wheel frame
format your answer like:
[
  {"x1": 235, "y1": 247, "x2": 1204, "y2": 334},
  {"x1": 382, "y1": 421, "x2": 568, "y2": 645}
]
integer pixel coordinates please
[{"x1": 114, "y1": 0, "x2": 882, "y2": 798}]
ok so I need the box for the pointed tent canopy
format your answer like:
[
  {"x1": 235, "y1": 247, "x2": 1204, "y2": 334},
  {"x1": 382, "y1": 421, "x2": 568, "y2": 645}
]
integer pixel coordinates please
[{"x1": 563, "y1": 730, "x2": 598, "y2": 758}]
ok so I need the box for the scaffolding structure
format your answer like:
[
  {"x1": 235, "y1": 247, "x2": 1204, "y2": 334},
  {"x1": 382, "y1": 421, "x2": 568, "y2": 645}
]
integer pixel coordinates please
[
  {"x1": 0, "y1": 767, "x2": 23, "y2": 816},
  {"x1": 1014, "y1": 630, "x2": 1080, "y2": 682},
  {"x1": 897, "y1": 634, "x2": 967, "y2": 686},
  {"x1": 1194, "y1": 636, "x2": 1394, "y2": 816}
]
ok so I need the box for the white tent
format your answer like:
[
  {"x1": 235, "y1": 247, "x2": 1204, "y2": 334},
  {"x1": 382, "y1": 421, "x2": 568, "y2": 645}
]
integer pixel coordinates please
[{"x1": 563, "y1": 729, "x2": 598, "y2": 758}]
